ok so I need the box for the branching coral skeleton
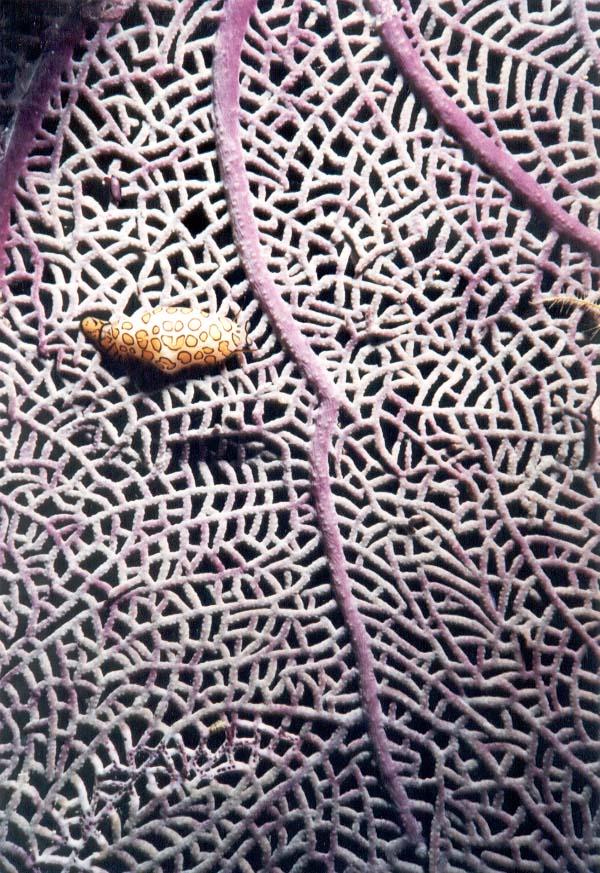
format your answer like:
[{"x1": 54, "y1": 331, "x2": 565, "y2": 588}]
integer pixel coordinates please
[{"x1": 0, "y1": 1, "x2": 598, "y2": 870}]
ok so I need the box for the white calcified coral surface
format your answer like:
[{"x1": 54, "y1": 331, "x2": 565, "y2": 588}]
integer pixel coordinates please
[{"x1": 0, "y1": 1, "x2": 599, "y2": 871}]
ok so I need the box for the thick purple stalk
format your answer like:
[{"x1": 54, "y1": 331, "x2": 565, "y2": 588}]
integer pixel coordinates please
[
  {"x1": 375, "y1": 7, "x2": 600, "y2": 257},
  {"x1": 0, "y1": 12, "x2": 86, "y2": 273},
  {"x1": 212, "y1": 0, "x2": 422, "y2": 845}
]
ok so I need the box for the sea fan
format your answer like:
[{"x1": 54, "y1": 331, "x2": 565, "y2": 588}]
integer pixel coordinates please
[{"x1": 0, "y1": 1, "x2": 598, "y2": 871}]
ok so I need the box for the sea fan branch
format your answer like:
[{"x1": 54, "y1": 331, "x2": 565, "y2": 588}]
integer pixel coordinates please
[
  {"x1": 370, "y1": 0, "x2": 600, "y2": 257},
  {"x1": 212, "y1": 0, "x2": 422, "y2": 845}
]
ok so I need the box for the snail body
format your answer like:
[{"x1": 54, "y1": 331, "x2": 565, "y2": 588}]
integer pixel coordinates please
[{"x1": 81, "y1": 305, "x2": 249, "y2": 373}]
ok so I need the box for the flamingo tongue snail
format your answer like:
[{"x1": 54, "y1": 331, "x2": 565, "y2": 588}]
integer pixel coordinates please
[{"x1": 80, "y1": 305, "x2": 250, "y2": 373}]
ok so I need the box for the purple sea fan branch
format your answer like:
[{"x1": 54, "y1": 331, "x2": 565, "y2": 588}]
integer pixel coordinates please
[
  {"x1": 0, "y1": 0, "x2": 135, "y2": 344},
  {"x1": 213, "y1": 0, "x2": 422, "y2": 846},
  {"x1": 0, "y1": 11, "x2": 86, "y2": 272},
  {"x1": 369, "y1": 1, "x2": 600, "y2": 257}
]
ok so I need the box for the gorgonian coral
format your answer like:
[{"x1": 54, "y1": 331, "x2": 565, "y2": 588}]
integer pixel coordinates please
[{"x1": 0, "y1": 1, "x2": 598, "y2": 871}]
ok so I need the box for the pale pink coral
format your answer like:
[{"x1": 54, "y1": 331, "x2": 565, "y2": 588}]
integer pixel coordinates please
[{"x1": 0, "y1": 1, "x2": 598, "y2": 871}]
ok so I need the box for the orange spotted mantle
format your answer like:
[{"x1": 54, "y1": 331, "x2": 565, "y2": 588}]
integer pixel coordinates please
[{"x1": 81, "y1": 305, "x2": 249, "y2": 373}]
